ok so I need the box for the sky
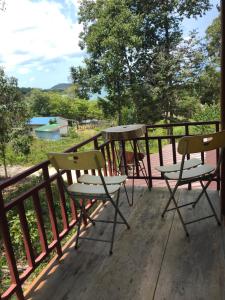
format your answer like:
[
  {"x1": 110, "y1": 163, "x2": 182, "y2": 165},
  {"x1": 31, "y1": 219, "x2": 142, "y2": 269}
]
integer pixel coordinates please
[{"x1": 0, "y1": 0, "x2": 220, "y2": 89}]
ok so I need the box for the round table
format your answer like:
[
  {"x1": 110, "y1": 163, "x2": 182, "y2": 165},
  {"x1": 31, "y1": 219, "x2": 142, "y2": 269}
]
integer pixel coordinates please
[
  {"x1": 102, "y1": 124, "x2": 146, "y2": 141},
  {"x1": 102, "y1": 124, "x2": 148, "y2": 205}
]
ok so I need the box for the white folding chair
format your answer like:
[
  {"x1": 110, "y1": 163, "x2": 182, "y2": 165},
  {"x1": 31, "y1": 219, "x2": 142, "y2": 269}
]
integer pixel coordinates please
[
  {"x1": 156, "y1": 131, "x2": 225, "y2": 236},
  {"x1": 48, "y1": 150, "x2": 130, "y2": 255}
]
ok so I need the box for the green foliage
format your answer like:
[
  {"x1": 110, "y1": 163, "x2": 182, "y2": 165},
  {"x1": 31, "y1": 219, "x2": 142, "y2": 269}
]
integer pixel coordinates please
[
  {"x1": 197, "y1": 66, "x2": 220, "y2": 104},
  {"x1": 28, "y1": 89, "x2": 51, "y2": 116},
  {"x1": 1, "y1": 128, "x2": 99, "y2": 166},
  {"x1": 25, "y1": 88, "x2": 103, "y2": 123},
  {"x1": 74, "y1": 0, "x2": 211, "y2": 125},
  {"x1": 193, "y1": 103, "x2": 220, "y2": 133},
  {"x1": 68, "y1": 127, "x2": 79, "y2": 139},
  {"x1": 0, "y1": 67, "x2": 31, "y2": 177},
  {"x1": 194, "y1": 14, "x2": 221, "y2": 106},
  {"x1": 205, "y1": 16, "x2": 220, "y2": 65},
  {"x1": 12, "y1": 133, "x2": 33, "y2": 157}
]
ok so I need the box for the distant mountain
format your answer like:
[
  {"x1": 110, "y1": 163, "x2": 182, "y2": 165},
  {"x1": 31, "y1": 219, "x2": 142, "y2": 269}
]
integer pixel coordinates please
[{"x1": 50, "y1": 83, "x2": 72, "y2": 91}]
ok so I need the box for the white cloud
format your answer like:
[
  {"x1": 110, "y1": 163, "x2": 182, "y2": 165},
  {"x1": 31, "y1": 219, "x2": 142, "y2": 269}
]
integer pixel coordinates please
[
  {"x1": 0, "y1": 0, "x2": 83, "y2": 73},
  {"x1": 29, "y1": 76, "x2": 35, "y2": 82},
  {"x1": 18, "y1": 66, "x2": 30, "y2": 74}
]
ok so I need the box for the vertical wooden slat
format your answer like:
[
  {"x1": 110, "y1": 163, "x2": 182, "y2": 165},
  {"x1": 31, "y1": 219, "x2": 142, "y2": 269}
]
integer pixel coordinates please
[
  {"x1": 216, "y1": 122, "x2": 220, "y2": 191},
  {"x1": 92, "y1": 138, "x2": 99, "y2": 175},
  {"x1": 100, "y1": 147, "x2": 108, "y2": 176},
  {"x1": 17, "y1": 203, "x2": 35, "y2": 268},
  {"x1": 185, "y1": 125, "x2": 190, "y2": 160},
  {"x1": 32, "y1": 192, "x2": 48, "y2": 254},
  {"x1": 42, "y1": 166, "x2": 62, "y2": 257},
  {"x1": 201, "y1": 152, "x2": 205, "y2": 164},
  {"x1": 111, "y1": 141, "x2": 117, "y2": 175},
  {"x1": 56, "y1": 177, "x2": 69, "y2": 231},
  {"x1": 221, "y1": 0, "x2": 225, "y2": 216},
  {"x1": 185, "y1": 125, "x2": 191, "y2": 190},
  {"x1": 171, "y1": 137, "x2": 177, "y2": 164},
  {"x1": 158, "y1": 138, "x2": 163, "y2": 166},
  {"x1": 145, "y1": 131, "x2": 152, "y2": 189},
  {"x1": 121, "y1": 140, "x2": 128, "y2": 175},
  {"x1": 106, "y1": 143, "x2": 113, "y2": 176},
  {"x1": 133, "y1": 140, "x2": 139, "y2": 177},
  {"x1": 66, "y1": 171, "x2": 77, "y2": 221},
  {"x1": 0, "y1": 192, "x2": 24, "y2": 300}
]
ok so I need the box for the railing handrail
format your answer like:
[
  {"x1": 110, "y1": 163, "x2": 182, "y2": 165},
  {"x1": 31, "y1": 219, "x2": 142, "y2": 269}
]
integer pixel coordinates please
[{"x1": 146, "y1": 120, "x2": 220, "y2": 128}]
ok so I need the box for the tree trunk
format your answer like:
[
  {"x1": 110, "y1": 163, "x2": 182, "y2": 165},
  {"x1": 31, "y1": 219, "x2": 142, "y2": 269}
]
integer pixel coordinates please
[{"x1": 1, "y1": 144, "x2": 8, "y2": 178}]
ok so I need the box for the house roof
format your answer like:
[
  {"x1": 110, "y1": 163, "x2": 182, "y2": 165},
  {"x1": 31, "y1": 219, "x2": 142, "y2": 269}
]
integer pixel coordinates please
[
  {"x1": 28, "y1": 117, "x2": 58, "y2": 125},
  {"x1": 35, "y1": 124, "x2": 60, "y2": 132}
]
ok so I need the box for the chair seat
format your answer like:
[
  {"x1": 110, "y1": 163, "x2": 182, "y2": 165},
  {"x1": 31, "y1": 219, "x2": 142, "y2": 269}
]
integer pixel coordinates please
[
  {"x1": 164, "y1": 164, "x2": 215, "y2": 180},
  {"x1": 156, "y1": 158, "x2": 202, "y2": 173},
  {"x1": 78, "y1": 174, "x2": 127, "y2": 185},
  {"x1": 68, "y1": 182, "x2": 120, "y2": 197}
]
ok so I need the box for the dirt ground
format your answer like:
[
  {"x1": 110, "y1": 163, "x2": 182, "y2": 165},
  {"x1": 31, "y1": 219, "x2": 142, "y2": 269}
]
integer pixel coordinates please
[{"x1": 0, "y1": 165, "x2": 31, "y2": 178}]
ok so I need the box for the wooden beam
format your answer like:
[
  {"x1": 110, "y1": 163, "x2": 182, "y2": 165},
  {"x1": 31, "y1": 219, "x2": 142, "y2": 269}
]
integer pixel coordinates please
[{"x1": 221, "y1": 0, "x2": 225, "y2": 217}]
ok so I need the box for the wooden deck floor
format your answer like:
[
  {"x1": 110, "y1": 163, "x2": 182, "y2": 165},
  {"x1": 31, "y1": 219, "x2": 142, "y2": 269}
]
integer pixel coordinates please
[{"x1": 25, "y1": 187, "x2": 225, "y2": 300}]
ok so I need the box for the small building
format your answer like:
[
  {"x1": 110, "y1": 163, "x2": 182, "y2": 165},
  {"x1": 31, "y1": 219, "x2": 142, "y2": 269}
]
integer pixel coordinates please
[
  {"x1": 81, "y1": 119, "x2": 99, "y2": 125},
  {"x1": 35, "y1": 124, "x2": 65, "y2": 140},
  {"x1": 28, "y1": 116, "x2": 68, "y2": 138}
]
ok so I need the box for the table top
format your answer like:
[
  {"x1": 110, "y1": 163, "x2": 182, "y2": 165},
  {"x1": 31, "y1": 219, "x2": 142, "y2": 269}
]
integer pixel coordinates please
[{"x1": 102, "y1": 124, "x2": 146, "y2": 141}]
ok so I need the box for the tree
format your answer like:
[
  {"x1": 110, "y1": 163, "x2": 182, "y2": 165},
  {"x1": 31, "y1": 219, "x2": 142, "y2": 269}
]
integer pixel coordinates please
[
  {"x1": 73, "y1": 0, "x2": 211, "y2": 125},
  {"x1": 0, "y1": 68, "x2": 30, "y2": 177},
  {"x1": 87, "y1": 100, "x2": 103, "y2": 120},
  {"x1": 205, "y1": 16, "x2": 220, "y2": 65},
  {"x1": 196, "y1": 15, "x2": 220, "y2": 105},
  {"x1": 28, "y1": 89, "x2": 51, "y2": 116}
]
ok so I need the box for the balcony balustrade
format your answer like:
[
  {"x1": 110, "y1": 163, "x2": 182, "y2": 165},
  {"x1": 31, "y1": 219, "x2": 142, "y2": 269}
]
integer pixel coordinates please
[{"x1": 0, "y1": 121, "x2": 223, "y2": 300}]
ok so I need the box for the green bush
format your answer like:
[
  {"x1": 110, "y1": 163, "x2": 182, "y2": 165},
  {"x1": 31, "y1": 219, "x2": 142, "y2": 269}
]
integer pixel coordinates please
[{"x1": 192, "y1": 103, "x2": 220, "y2": 134}]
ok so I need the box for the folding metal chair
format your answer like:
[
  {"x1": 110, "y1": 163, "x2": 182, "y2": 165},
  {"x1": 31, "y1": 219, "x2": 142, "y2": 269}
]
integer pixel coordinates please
[
  {"x1": 156, "y1": 131, "x2": 225, "y2": 236},
  {"x1": 48, "y1": 150, "x2": 130, "y2": 255}
]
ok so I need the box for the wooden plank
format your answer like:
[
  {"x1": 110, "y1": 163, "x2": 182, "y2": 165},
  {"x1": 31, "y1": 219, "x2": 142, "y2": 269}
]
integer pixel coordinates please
[
  {"x1": 154, "y1": 189, "x2": 225, "y2": 300},
  {"x1": 25, "y1": 188, "x2": 175, "y2": 300}
]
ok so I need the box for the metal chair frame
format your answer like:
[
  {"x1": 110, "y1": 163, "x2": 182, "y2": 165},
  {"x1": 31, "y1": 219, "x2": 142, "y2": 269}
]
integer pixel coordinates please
[
  {"x1": 156, "y1": 131, "x2": 225, "y2": 236},
  {"x1": 48, "y1": 151, "x2": 130, "y2": 255}
]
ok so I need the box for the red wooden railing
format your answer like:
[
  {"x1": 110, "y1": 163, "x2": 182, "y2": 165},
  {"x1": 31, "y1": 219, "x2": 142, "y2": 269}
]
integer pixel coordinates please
[{"x1": 0, "y1": 121, "x2": 220, "y2": 299}]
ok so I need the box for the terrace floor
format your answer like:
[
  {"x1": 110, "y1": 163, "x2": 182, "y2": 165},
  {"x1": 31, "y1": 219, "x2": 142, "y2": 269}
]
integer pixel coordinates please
[{"x1": 25, "y1": 186, "x2": 225, "y2": 300}]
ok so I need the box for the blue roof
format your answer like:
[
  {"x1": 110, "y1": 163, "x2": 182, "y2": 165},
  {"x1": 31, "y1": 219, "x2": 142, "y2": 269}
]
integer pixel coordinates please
[{"x1": 28, "y1": 117, "x2": 58, "y2": 125}]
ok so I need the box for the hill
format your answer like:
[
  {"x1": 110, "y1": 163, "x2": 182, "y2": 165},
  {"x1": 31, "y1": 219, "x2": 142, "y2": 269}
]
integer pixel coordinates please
[{"x1": 50, "y1": 83, "x2": 72, "y2": 91}]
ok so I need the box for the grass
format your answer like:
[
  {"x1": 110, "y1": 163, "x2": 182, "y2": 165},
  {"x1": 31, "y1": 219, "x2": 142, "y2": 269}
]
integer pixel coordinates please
[{"x1": 3, "y1": 128, "x2": 100, "y2": 167}]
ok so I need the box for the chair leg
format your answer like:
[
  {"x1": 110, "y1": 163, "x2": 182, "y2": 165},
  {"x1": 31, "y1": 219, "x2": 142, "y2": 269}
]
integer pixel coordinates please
[
  {"x1": 192, "y1": 179, "x2": 212, "y2": 208},
  {"x1": 163, "y1": 181, "x2": 189, "y2": 236},
  {"x1": 139, "y1": 159, "x2": 149, "y2": 188},
  {"x1": 75, "y1": 205, "x2": 83, "y2": 249},
  {"x1": 123, "y1": 182, "x2": 132, "y2": 207},
  {"x1": 109, "y1": 190, "x2": 120, "y2": 255},
  {"x1": 109, "y1": 189, "x2": 130, "y2": 230},
  {"x1": 162, "y1": 180, "x2": 178, "y2": 217},
  {"x1": 171, "y1": 196, "x2": 189, "y2": 237},
  {"x1": 199, "y1": 181, "x2": 221, "y2": 226}
]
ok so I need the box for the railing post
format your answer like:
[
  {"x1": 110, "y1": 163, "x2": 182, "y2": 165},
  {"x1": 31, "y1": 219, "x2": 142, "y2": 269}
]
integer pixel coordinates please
[
  {"x1": 215, "y1": 122, "x2": 221, "y2": 191},
  {"x1": 145, "y1": 130, "x2": 152, "y2": 189},
  {"x1": 185, "y1": 125, "x2": 192, "y2": 190},
  {"x1": 0, "y1": 192, "x2": 24, "y2": 300},
  {"x1": 42, "y1": 165, "x2": 62, "y2": 257},
  {"x1": 221, "y1": 0, "x2": 225, "y2": 218}
]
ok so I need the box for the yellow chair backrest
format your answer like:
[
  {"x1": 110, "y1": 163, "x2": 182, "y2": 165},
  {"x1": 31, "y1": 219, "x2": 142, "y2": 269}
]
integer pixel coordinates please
[
  {"x1": 178, "y1": 131, "x2": 225, "y2": 155},
  {"x1": 48, "y1": 150, "x2": 105, "y2": 171}
]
